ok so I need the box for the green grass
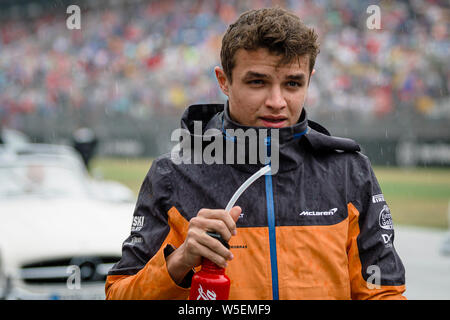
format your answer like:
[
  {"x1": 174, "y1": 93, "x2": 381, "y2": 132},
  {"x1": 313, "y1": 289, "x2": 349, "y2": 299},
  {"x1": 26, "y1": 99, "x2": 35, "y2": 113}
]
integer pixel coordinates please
[
  {"x1": 90, "y1": 157, "x2": 450, "y2": 229},
  {"x1": 90, "y1": 157, "x2": 153, "y2": 195}
]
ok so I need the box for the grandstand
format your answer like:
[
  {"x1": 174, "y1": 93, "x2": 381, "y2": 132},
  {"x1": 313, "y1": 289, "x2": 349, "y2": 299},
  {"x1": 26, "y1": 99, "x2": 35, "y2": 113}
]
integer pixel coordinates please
[{"x1": 0, "y1": 0, "x2": 449, "y2": 165}]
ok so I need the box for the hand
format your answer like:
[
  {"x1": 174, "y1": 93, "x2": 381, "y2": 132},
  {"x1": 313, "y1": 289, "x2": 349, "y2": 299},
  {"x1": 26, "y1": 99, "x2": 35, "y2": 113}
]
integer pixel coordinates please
[{"x1": 166, "y1": 206, "x2": 241, "y2": 284}]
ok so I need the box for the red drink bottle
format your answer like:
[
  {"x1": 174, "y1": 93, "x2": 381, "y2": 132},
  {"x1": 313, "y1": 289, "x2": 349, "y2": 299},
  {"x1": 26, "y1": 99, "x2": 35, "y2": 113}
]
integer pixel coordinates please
[{"x1": 189, "y1": 232, "x2": 231, "y2": 300}]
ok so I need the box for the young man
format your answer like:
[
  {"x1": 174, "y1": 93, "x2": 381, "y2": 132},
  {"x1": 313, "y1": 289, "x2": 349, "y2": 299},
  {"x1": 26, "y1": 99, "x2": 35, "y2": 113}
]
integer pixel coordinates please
[{"x1": 105, "y1": 7, "x2": 406, "y2": 300}]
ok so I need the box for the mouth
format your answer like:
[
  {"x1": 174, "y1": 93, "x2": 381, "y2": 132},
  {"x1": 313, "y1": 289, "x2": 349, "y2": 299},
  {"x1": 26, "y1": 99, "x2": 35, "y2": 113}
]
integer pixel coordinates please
[{"x1": 259, "y1": 116, "x2": 288, "y2": 128}]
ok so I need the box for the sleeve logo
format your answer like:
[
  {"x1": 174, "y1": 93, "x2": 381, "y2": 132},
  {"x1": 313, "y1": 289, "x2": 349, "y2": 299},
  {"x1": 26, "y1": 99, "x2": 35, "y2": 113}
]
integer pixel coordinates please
[
  {"x1": 379, "y1": 205, "x2": 393, "y2": 230},
  {"x1": 381, "y1": 234, "x2": 393, "y2": 248},
  {"x1": 131, "y1": 216, "x2": 145, "y2": 232},
  {"x1": 372, "y1": 194, "x2": 385, "y2": 203}
]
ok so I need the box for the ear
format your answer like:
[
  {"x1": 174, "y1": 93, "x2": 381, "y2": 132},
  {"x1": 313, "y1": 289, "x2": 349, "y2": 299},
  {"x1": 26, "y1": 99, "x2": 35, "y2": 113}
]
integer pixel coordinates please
[{"x1": 214, "y1": 66, "x2": 229, "y2": 96}]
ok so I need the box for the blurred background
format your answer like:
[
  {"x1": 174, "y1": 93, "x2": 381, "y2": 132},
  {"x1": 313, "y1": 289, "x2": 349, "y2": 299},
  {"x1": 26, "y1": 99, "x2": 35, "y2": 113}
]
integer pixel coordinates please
[{"x1": 0, "y1": 0, "x2": 449, "y2": 300}]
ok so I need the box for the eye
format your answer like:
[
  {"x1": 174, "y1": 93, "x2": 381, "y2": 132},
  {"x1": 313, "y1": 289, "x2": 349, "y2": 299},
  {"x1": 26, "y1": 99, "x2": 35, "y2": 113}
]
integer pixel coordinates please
[
  {"x1": 287, "y1": 81, "x2": 302, "y2": 87},
  {"x1": 247, "y1": 79, "x2": 264, "y2": 86}
]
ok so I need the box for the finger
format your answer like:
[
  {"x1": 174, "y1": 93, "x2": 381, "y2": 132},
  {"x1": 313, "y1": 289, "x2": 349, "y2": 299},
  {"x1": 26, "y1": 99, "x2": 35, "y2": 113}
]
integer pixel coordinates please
[
  {"x1": 184, "y1": 228, "x2": 229, "y2": 268},
  {"x1": 197, "y1": 244, "x2": 229, "y2": 268},
  {"x1": 190, "y1": 216, "x2": 233, "y2": 242},
  {"x1": 197, "y1": 231, "x2": 233, "y2": 263},
  {"x1": 227, "y1": 206, "x2": 242, "y2": 236},
  {"x1": 197, "y1": 208, "x2": 238, "y2": 238},
  {"x1": 229, "y1": 206, "x2": 242, "y2": 223},
  {"x1": 185, "y1": 234, "x2": 230, "y2": 268}
]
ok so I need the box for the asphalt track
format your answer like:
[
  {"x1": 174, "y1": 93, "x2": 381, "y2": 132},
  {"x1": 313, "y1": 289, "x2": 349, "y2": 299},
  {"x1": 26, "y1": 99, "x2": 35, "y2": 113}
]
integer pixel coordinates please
[{"x1": 394, "y1": 225, "x2": 450, "y2": 300}]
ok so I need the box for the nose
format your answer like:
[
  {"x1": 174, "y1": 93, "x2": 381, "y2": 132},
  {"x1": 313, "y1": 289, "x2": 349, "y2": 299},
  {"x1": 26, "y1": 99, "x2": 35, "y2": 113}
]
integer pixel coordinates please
[{"x1": 265, "y1": 86, "x2": 287, "y2": 111}]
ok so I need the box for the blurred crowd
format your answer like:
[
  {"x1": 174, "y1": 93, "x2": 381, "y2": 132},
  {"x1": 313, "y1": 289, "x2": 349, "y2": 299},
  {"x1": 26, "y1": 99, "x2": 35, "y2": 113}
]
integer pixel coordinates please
[{"x1": 0, "y1": 0, "x2": 449, "y2": 129}]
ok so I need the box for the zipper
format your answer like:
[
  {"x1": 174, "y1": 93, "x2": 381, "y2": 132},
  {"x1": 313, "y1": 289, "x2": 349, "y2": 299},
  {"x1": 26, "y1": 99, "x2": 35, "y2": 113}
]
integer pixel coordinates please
[{"x1": 264, "y1": 136, "x2": 279, "y2": 300}]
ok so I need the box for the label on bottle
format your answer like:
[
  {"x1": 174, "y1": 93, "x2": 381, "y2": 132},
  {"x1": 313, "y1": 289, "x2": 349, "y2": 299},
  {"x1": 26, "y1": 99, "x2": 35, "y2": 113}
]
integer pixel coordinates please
[{"x1": 196, "y1": 284, "x2": 217, "y2": 300}]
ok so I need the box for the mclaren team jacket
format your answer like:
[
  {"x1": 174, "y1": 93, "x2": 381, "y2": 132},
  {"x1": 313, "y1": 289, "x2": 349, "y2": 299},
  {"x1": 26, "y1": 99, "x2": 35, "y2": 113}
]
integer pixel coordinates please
[{"x1": 105, "y1": 103, "x2": 406, "y2": 300}]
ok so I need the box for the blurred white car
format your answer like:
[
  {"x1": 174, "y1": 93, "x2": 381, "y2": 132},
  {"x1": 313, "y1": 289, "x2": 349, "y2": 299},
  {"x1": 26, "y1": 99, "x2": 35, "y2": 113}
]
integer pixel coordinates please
[
  {"x1": 0, "y1": 146, "x2": 136, "y2": 299},
  {"x1": 1, "y1": 128, "x2": 30, "y2": 149}
]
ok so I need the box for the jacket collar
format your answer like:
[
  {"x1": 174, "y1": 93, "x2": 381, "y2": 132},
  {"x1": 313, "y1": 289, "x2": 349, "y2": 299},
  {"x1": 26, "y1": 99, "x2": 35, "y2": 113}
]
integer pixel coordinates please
[{"x1": 179, "y1": 102, "x2": 309, "y2": 173}]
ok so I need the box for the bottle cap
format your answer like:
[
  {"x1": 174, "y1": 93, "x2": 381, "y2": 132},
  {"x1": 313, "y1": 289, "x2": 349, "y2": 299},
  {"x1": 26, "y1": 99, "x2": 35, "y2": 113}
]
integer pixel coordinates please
[{"x1": 206, "y1": 232, "x2": 230, "y2": 249}]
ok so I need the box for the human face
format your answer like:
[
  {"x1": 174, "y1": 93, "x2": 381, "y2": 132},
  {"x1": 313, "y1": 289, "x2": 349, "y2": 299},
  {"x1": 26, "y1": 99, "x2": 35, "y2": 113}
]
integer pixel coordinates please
[{"x1": 215, "y1": 48, "x2": 312, "y2": 128}]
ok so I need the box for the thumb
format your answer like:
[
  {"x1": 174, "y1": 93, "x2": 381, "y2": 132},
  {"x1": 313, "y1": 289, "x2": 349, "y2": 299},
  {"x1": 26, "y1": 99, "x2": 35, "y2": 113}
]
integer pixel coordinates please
[{"x1": 229, "y1": 206, "x2": 242, "y2": 223}]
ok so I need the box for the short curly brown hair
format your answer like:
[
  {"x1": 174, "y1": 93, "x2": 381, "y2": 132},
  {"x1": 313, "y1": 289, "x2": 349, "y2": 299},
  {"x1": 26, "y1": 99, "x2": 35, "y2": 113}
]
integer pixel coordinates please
[{"x1": 220, "y1": 7, "x2": 320, "y2": 82}]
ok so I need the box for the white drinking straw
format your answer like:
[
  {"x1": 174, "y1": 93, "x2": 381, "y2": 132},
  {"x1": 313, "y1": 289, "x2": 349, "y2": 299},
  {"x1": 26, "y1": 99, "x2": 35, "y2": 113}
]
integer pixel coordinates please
[{"x1": 225, "y1": 165, "x2": 271, "y2": 213}]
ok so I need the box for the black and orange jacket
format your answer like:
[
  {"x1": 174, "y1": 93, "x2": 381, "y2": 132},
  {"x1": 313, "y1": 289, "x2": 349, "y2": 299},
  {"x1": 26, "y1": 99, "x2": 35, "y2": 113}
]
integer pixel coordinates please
[{"x1": 105, "y1": 103, "x2": 406, "y2": 300}]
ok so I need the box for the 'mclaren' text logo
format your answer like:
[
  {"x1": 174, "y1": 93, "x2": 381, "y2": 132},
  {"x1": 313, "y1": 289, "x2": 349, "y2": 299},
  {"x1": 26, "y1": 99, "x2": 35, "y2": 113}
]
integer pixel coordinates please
[{"x1": 299, "y1": 208, "x2": 338, "y2": 216}]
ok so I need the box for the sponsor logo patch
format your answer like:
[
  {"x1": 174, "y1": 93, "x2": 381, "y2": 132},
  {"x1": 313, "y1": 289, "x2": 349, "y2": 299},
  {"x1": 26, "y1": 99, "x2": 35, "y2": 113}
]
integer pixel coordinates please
[
  {"x1": 372, "y1": 194, "x2": 385, "y2": 203},
  {"x1": 379, "y1": 205, "x2": 393, "y2": 230},
  {"x1": 381, "y1": 233, "x2": 393, "y2": 248},
  {"x1": 131, "y1": 216, "x2": 145, "y2": 232},
  {"x1": 124, "y1": 236, "x2": 143, "y2": 247}
]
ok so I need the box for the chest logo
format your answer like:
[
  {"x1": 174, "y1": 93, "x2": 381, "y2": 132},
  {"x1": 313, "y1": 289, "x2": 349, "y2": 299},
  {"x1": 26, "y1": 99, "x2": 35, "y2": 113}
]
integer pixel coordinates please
[{"x1": 299, "y1": 208, "x2": 338, "y2": 216}]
